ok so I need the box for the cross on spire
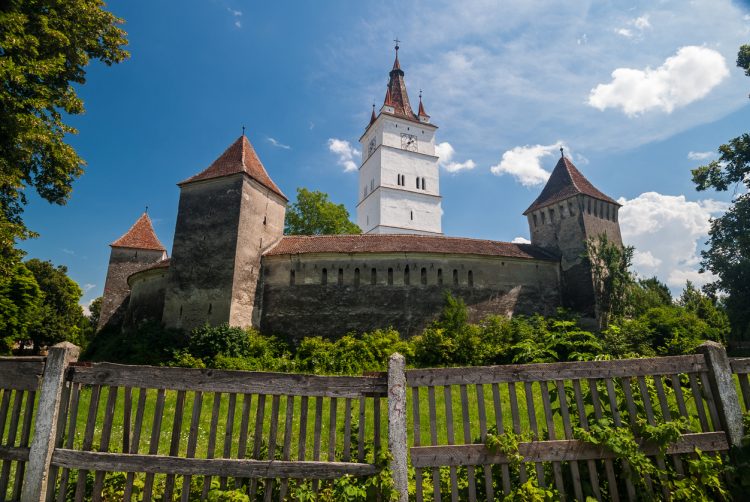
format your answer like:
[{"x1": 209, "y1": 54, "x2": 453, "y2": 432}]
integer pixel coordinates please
[
  {"x1": 560, "y1": 147, "x2": 564, "y2": 158},
  {"x1": 242, "y1": 125, "x2": 246, "y2": 136},
  {"x1": 393, "y1": 37, "x2": 400, "y2": 51}
]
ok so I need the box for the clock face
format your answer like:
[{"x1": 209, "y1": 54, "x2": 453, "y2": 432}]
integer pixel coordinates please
[
  {"x1": 401, "y1": 133, "x2": 418, "y2": 152},
  {"x1": 368, "y1": 138, "x2": 376, "y2": 157}
]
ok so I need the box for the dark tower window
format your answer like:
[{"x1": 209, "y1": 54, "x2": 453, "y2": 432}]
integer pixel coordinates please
[
  {"x1": 422, "y1": 178, "x2": 427, "y2": 190},
  {"x1": 549, "y1": 208, "x2": 555, "y2": 221},
  {"x1": 416, "y1": 177, "x2": 420, "y2": 188},
  {"x1": 541, "y1": 212, "x2": 546, "y2": 224},
  {"x1": 208, "y1": 303, "x2": 212, "y2": 315},
  {"x1": 410, "y1": 210, "x2": 414, "y2": 220},
  {"x1": 437, "y1": 268, "x2": 443, "y2": 285},
  {"x1": 587, "y1": 198, "x2": 592, "y2": 214},
  {"x1": 388, "y1": 268, "x2": 394, "y2": 285},
  {"x1": 453, "y1": 269, "x2": 459, "y2": 286},
  {"x1": 321, "y1": 268, "x2": 327, "y2": 285},
  {"x1": 568, "y1": 201, "x2": 575, "y2": 216},
  {"x1": 263, "y1": 216, "x2": 267, "y2": 225},
  {"x1": 371, "y1": 268, "x2": 377, "y2": 285},
  {"x1": 290, "y1": 269, "x2": 295, "y2": 286},
  {"x1": 421, "y1": 267, "x2": 427, "y2": 285},
  {"x1": 354, "y1": 268, "x2": 360, "y2": 286},
  {"x1": 404, "y1": 265, "x2": 410, "y2": 285},
  {"x1": 533, "y1": 214, "x2": 538, "y2": 227},
  {"x1": 338, "y1": 268, "x2": 344, "y2": 286},
  {"x1": 468, "y1": 270, "x2": 474, "y2": 287}
]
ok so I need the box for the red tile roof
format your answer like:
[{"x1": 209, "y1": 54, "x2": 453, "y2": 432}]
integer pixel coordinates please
[
  {"x1": 524, "y1": 156, "x2": 619, "y2": 215},
  {"x1": 179, "y1": 135, "x2": 287, "y2": 200},
  {"x1": 418, "y1": 98, "x2": 429, "y2": 118},
  {"x1": 264, "y1": 234, "x2": 558, "y2": 261},
  {"x1": 383, "y1": 52, "x2": 421, "y2": 124},
  {"x1": 110, "y1": 213, "x2": 166, "y2": 251}
]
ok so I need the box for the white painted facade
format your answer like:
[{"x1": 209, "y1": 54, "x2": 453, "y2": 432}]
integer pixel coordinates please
[{"x1": 357, "y1": 113, "x2": 442, "y2": 234}]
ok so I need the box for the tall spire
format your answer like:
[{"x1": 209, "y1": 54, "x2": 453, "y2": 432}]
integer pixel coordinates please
[
  {"x1": 417, "y1": 89, "x2": 429, "y2": 118},
  {"x1": 382, "y1": 42, "x2": 416, "y2": 121},
  {"x1": 370, "y1": 104, "x2": 377, "y2": 126},
  {"x1": 392, "y1": 38, "x2": 401, "y2": 71}
]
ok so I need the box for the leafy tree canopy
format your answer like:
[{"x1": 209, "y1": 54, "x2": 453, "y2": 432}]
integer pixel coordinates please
[
  {"x1": 284, "y1": 188, "x2": 361, "y2": 235},
  {"x1": 25, "y1": 258, "x2": 84, "y2": 352},
  {"x1": 0, "y1": 262, "x2": 42, "y2": 353},
  {"x1": 0, "y1": 0, "x2": 129, "y2": 271},
  {"x1": 691, "y1": 43, "x2": 750, "y2": 339},
  {"x1": 585, "y1": 233, "x2": 635, "y2": 328}
]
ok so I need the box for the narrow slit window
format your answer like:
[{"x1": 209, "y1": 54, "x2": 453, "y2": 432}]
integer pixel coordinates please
[
  {"x1": 437, "y1": 269, "x2": 443, "y2": 285},
  {"x1": 541, "y1": 212, "x2": 546, "y2": 224},
  {"x1": 423, "y1": 178, "x2": 427, "y2": 190},
  {"x1": 549, "y1": 208, "x2": 555, "y2": 221},
  {"x1": 533, "y1": 214, "x2": 538, "y2": 227},
  {"x1": 404, "y1": 265, "x2": 410, "y2": 285},
  {"x1": 290, "y1": 269, "x2": 295, "y2": 286},
  {"x1": 338, "y1": 268, "x2": 344, "y2": 286},
  {"x1": 321, "y1": 268, "x2": 328, "y2": 285},
  {"x1": 468, "y1": 270, "x2": 474, "y2": 287},
  {"x1": 416, "y1": 177, "x2": 420, "y2": 189},
  {"x1": 410, "y1": 210, "x2": 414, "y2": 220},
  {"x1": 421, "y1": 267, "x2": 427, "y2": 285},
  {"x1": 388, "y1": 268, "x2": 393, "y2": 285},
  {"x1": 453, "y1": 269, "x2": 459, "y2": 286},
  {"x1": 354, "y1": 268, "x2": 360, "y2": 286},
  {"x1": 371, "y1": 268, "x2": 377, "y2": 285},
  {"x1": 208, "y1": 303, "x2": 212, "y2": 315}
]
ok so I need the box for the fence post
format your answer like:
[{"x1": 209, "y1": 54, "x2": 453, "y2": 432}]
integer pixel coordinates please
[
  {"x1": 21, "y1": 342, "x2": 79, "y2": 502},
  {"x1": 698, "y1": 341, "x2": 744, "y2": 447},
  {"x1": 388, "y1": 353, "x2": 408, "y2": 502}
]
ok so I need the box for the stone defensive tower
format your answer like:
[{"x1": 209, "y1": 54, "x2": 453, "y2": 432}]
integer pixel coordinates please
[
  {"x1": 98, "y1": 213, "x2": 167, "y2": 331},
  {"x1": 524, "y1": 152, "x2": 622, "y2": 316},
  {"x1": 161, "y1": 135, "x2": 287, "y2": 332}
]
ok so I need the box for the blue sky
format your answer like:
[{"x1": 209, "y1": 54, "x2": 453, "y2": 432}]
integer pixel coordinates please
[{"x1": 18, "y1": 0, "x2": 750, "y2": 310}]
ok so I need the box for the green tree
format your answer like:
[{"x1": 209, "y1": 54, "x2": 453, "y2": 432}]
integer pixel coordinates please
[
  {"x1": 87, "y1": 296, "x2": 102, "y2": 328},
  {"x1": 691, "y1": 44, "x2": 750, "y2": 340},
  {"x1": 678, "y1": 281, "x2": 730, "y2": 342},
  {"x1": 284, "y1": 188, "x2": 361, "y2": 235},
  {"x1": 25, "y1": 258, "x2": 84, "y2": 352},
  {"x1": 628, "y1": 276, "x2": 673, "y2": 317},
  {"x1": 0, "y1": 262, "x2": 42, "y2": 353},
  {"x1": 0, "y1": 1, "x2": 129, "y2": 271},
  {"x1": 585, "y1": 233, "x2": 635, "y2": 329}
]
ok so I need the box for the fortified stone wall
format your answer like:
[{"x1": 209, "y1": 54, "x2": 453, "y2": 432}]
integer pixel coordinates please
[
  {"x1": 259, "y1": 252, "x2": 561, "y2": 342},
  {"x1": 124, "y1": 267, "x2": 168, "y2": 328},
  {"x1": 98, "y1": 247, "x2": 166, "y2": 331}
]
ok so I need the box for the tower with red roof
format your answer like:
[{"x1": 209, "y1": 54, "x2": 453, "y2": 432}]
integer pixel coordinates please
[
  {"x1": 161, "y1": 134, "x2": 287, "y2": 331},
  {"x1": 98, "y1": 212, "x2": 167, "y2": 331},
  {"x1": 524, "y1": 151, "x2": 623, "y2": 316},
  {"x1": 357, "y1": 44, "x2": 442, "y2": 235}
]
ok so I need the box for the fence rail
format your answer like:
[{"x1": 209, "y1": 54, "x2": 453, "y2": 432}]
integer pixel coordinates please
[{"x1": 0, "y1": 342, "x2": 747, "y2": 501}]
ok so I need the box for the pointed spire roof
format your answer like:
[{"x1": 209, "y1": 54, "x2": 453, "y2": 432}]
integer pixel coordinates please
[
  {"x1": 369, "y1": 104, "x2": 377, "y2": 126},
  {"x1": 383, "y1": 46, "x2": 418, "y2": 123},
  {"x1": 418, "y1": 92, "x2": 429, "y2": 118},
  {"x1": 111, "y1": 213, "x2": 166, "y2": 251},
  {"x1": 179, "y1": 135, "x2": 287, "y2": 200},
  {"x1": 523, "y1": 155, "x2": 619, "y2": 215}
]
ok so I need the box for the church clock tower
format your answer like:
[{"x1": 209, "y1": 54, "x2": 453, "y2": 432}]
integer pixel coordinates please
[{"x1": 356, "y1": 44, "x2": 442, "y2": 235}]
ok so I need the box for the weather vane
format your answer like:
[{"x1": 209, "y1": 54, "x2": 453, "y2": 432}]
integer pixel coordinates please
[
  {"x1": 560, "y1": 147, "x2": 564, "y2": 158},
  {"x1": 242, "y1": 125, "x2": 246, "y2": 136},
  {"x1": 394, "y1": 37, "x2": 400, "y2": 51}
]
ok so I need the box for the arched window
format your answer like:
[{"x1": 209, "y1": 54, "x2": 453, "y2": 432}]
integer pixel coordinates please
[
  {"x1": 208, "y1": 303, "x2": 212, "y2": 315},
  {"x1": 421, "y1": 267, "x2": 427, "y2": 285},
  {"x1": 422, "y1": 178, "x2": 427, "y2": 190},
  {"x1": 416, "y1": 177, "x2": 420, "y2": 189},
  {"x1": 338, "y1": 268, "x2": 344, "y2": 286},
  {"x1": 388, "y1": 268, "x2": 393, "y2": 285},
  {"x1": 532, "y1": 214, "x2": 538, "y2": 227},
  {"x1": 468, "y1": 270, "x2": 474, "y2": 287},
  {"x1": 410, "y1": 210, "x2": 414, "y2": 220},
  {"x1": 541, "y1": 212, "x2": 546, "y2": 224},
  {"x1": 290, "y1": 269, "x2": 295, "y2": 286},
  {"x1": 354, "y1": 268, "x2": 360, "y2": 286},
  {"x1": 404, "y1": 265, "x2": 410, "y2": 285},
  {"x1": 437, "y1": 268, "x2": 443, "y2": 285},
  {"x1": 371, "y1": 268, "x2": 377, "y2": 285},
  {"x1": 453, "y1": 269, "x2": 459, "y2": 286},
  {"x1": 321, "y1": 268, "x2": 328, "y2": 285}
]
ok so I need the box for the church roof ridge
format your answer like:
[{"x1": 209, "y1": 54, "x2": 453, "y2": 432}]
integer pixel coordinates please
[
  {"x1": 110, "y1": 213, "x2": 166, "y2": 251},
  {"x1": 264, "y1": 234, "x2": 558, "y2": 261},
  {"x1": 178, "y1": 135, "x2": 287, "y2": 200},
  {"x1": 523, "y1": 155, "x2": 618, "y2": 215}
]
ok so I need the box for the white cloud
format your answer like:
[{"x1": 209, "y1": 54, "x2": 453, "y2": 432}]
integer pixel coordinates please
[
  {"x1": 490, "y1": 142, "x2": 564, "y2": 187},
  {"x1": 687, "y1": 151, "x2": 714, "y2": 161},
  {"x1": 234, "y1": 20, "x2": 242, "y2": 28},
  {"x1": 618, "y1": 192, "x2": 728, "y2": 290},
  {"x1": 512, "y1": 236, "x2": 531, "y2": 244},
  {"x1": 588, "y1": 46, "x2": 729, "y2": 116},
  {"x1": 328, "y1": 138, "x2": 360, "y2": 172},
  {"x1": 435, "y1": 142, "x2": 476, "y2": 173},
  {"x1": 61, "y1": 248, "x2": 75, "y2": 255},
  {"x1": 83, "y1": 283, "x2": 96, "y2": 293},
  {"x1": 266, "y1": 137, "x2": 291, "y2": 149},
  {"x1": 616, "y1": 28, "x2": 633, "y2": 38},
  {"x1": 633, "y1": 15, "x2": 651, "y2": 30},
  {"x1": 227, "y1": 8, "x2": 242, "y2": 17}
]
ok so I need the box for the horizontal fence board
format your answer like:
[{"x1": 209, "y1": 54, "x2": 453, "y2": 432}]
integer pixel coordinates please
[
  {"x1": 0, "y1": 446, "x2": 29, "y2": 462},
  {"x1": 0, "y1": 360, "x2": 45, "y2": 390},
  {"x1": 69, "y1": 363, "x2": 387, "y2": 398},
  {"x1": 406, "y1": 355, "x2": 706, "y2": 386},
  {"x1": 50, "y1": 450, "x2": 379, "y2": 479},
  {"x1": 410, "y1": 432, "x2": 729, "y2": 468},
  {"x1": 730, "y1": 358, "x2": 750, "y2": 374}
]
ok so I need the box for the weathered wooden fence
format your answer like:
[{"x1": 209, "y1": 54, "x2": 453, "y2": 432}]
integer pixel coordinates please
[{"x1": 0, "y1": 342, "x2": 747, "y2": 501}]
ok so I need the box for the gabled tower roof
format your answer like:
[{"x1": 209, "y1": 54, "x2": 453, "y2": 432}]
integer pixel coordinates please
[
  {"x1": 381, "y1": 46, "x2": 425, "y2": 124},
  {"x1": 111, "y1": 213, "x2": 166, "y2": 251},
  {"x1": 524, "y1": 155, "x2": 619, "y2": 215},
  {"x1": 179, "y1": 135, "x2": 287, "y2": 200}
]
